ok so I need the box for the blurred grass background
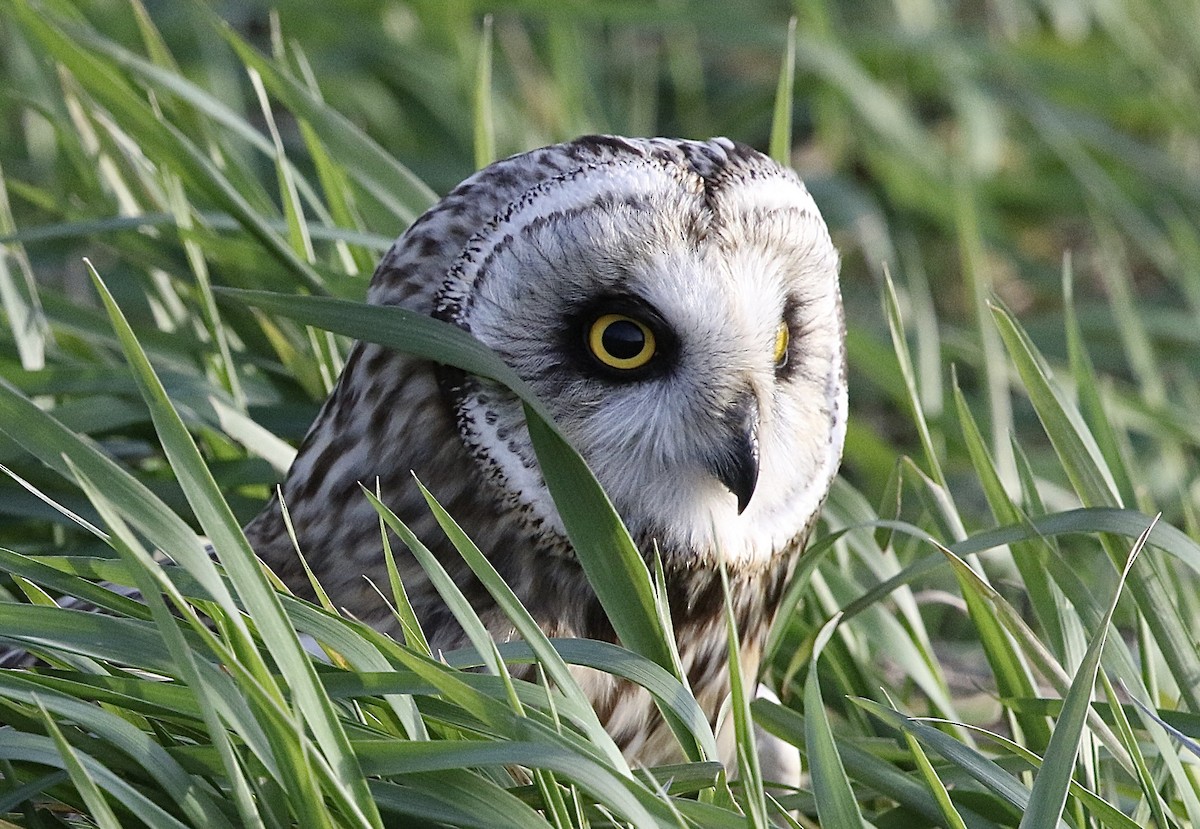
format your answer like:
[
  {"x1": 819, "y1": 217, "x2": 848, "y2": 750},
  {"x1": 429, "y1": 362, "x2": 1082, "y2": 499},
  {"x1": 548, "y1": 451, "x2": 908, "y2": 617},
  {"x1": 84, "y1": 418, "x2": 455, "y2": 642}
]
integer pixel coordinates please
[{"x1": 1, "y1": 0, "x2": 1199, "y2": 826}]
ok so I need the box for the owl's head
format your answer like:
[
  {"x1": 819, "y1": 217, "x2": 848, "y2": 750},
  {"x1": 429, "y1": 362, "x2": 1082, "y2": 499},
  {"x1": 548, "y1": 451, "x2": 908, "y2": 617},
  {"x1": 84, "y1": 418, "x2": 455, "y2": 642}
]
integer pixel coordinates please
[{"x1": 378, "y1": 136, "x2": 846, "y2": 572}]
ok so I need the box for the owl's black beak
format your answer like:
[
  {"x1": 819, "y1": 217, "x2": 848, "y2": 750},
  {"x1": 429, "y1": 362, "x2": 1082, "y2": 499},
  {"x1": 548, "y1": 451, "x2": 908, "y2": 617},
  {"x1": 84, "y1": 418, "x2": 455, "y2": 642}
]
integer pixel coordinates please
[{"x1": 712, "y1": 398, "x2": 760, "y2": 514}]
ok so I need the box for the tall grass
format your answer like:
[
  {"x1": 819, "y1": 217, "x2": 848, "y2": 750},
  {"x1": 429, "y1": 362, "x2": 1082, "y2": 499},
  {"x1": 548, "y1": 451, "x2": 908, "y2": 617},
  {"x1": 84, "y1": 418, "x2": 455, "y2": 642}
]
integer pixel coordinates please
[{"x1": 1, "y1": 0, "x2": 1198, "y2": 826}]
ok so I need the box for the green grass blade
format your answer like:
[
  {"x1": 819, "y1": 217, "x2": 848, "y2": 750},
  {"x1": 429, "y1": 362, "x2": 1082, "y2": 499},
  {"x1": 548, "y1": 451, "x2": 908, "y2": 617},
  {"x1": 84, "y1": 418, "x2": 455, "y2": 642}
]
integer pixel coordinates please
[
  {"x1": 1019, "y1": 519, "x2": 1151, "y2": 828},
  {"x1": 856, "y1": 697, "x2": 1065, "y2": 827},
  {"x1": 215, "y1": 17, "x2": 437, "y2": 223},
  {"x1": 883, "y1": 266, "x2": 946, "y2": 488},
  {"x1": 931, "y1": 720, "x2": 1143, "y2": 829},
  {"x1": 993, "y1": 302, "x2": 1200, "y2": 711},
  {"x1": 1097, "y1": 671, "x2": 1174, "y2": 829},
  {"x1": 355, "y1": 739, "x2": 676, "y2": 829},
  {"x1": 9, "y1": 5, "x2": 330, "y2": 294},
  {"x1": 718, "y1": 563, "x2": 768, "y2": 828},
  {"x1": 63, "y1": 457, "x2": 271, "y2": 829},
  {"x1": 882, "y1": 692, "x2": 969, "y2": 829},
  {"x1": 375, "y1": 501, "x2": 433, "y2": 657},
  {"x1": 88, "y1": 265, "x2": 384, "y2": 828},
  {"x1": 369, "y1": 771, "x2": 553, "y2": 829},
  {"x1": 2, "y1": 675, "x2": 234, "y2": 829},
  {"x1": 804, "y1": 614, "x2": 868, "y2": 828},
  {"x1": 410, "y1": 477, "x2": 643, "y2": 769},
  {"x1": 1061, "y1": 253, "x2": 1139, "y2": 509},
  {"x1": 0, "y1": 163, "x2": 48, "y2": 371},
  {"x1": 35, "y1": 702, "x2": 132, "y2": 829},
  {"x1": 473, "y1": 15, "x2": 496, "y2": 170},
  {"x1": 953, "y1": 373, "x2": 1064, "y2": 725},
  {"x1": 249, "y1": 69, "x2": 315, "y2": 264},
  {"x1": 450, "y1": 637, "x2": 715, "y2": 762},
  {"x1": 769, "y1": 17, "x2": 797, "y2": 165},
  {"x1": 361, "y1": 488, "x2": 523, "y2": 705},
  {"x1": 990, "y1": 300, "x2": 1118, "y2": 508}
]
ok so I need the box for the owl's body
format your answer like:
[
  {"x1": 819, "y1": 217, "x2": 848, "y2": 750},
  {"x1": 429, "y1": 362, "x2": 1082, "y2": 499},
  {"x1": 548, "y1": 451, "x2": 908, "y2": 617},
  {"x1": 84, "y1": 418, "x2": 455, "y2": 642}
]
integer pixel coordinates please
[{"x1": 243, "y1": 135, "x2": 846, "y2": 766}]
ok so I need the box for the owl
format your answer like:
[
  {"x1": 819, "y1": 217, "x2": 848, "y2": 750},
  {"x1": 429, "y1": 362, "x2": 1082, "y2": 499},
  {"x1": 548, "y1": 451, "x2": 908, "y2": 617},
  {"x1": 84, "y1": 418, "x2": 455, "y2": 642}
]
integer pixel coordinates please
[{"x1": 242, "y1": 135, "x2": 847, "y2": 768}]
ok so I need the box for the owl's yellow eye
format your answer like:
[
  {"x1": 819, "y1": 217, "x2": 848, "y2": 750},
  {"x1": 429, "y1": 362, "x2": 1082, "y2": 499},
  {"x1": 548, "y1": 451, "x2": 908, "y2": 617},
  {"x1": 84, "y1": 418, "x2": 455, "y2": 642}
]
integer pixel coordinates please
[
  {"x1": 588, "y1": 313, "x2": 656, "y2": 370},
  {"x1": 773, "y1": 321, "x2": 790, "y2": 368}
]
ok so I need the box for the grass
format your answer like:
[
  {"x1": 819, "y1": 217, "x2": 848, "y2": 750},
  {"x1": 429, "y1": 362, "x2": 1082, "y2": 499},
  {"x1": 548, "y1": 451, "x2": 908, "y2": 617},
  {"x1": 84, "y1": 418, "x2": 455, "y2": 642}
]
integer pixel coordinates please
[{"x1": 1, "y1": 0, "x2": 1199, "y2": 826}]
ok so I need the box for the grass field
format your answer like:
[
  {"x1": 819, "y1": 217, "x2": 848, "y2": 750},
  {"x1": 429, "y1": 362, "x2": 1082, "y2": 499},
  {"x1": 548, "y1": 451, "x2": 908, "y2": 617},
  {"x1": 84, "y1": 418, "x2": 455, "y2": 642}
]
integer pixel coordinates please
[{"x1": 1, "y1": 1, "x2": 1199, "y2": 826}]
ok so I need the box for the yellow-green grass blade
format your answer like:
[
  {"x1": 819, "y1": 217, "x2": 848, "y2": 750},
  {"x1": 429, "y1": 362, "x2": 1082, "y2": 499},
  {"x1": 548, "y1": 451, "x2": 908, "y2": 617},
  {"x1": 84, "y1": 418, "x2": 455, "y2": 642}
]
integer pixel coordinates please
[
  {"x1": 295, "y1": 115, "x2": 375, "y2": 276},
  {"x1": 0, "y1": 163, "x2": 48, "y2": 371},
  {"x1": 214, "y1": 15, "x2": 438, "y2": 224},
  {"x1": 362, "y1": 489, "x2": 525, "y2": 709},
  {"x1": 0, "y1": 207, "x2": 390, "y2": 252},
  {"x1": 0, "y1": 546, "x2": 150, "y2": 623},
  {"x1": 368, "y1": 484, "x2": 709, "y2": 768},
  {"x1": 376, "y1": 501, "x2": 433, "y2": 657},
  {"x1": 449, "y1": 637, "x2": 716, "y2": 761},
  {"x1": 161, "y1": 169, "x2": 247, "y2": 409},
  {"x1": 123, "y1": 0, "x2": 245, "y2": 408},
  {"x1": 0, "y1": 380, "x2": 235, "y2": 613},
  {"x1": 12, "y1": 548, "x2": 681, "y2": 745},
  {"x1": 0, "y1": 578, "x2": 345, "y2": 817},
  {"x1": 249, "y1": 69, "x2": 315, "y2": 264},
  {"x1": 54, "y1": 6, "x2": 401, "y2": 241}
]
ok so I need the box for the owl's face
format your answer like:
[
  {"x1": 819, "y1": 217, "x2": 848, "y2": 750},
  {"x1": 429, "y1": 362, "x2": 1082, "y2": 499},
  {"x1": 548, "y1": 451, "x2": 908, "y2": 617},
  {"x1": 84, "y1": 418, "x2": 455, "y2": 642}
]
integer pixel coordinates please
[{"x1": 434, "y1": 144, "x2": 846, "y2": 572}]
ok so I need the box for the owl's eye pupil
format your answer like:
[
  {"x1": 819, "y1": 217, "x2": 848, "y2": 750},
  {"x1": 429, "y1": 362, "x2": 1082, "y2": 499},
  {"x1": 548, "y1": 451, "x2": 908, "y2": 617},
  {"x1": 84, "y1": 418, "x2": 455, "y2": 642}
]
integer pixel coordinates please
[
  {"x1": 587, "y1": 313, "x2": 657, "y2": 371},
  {"x1": 603, "y1": 320, "x2": 645, "y2": 359}
]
